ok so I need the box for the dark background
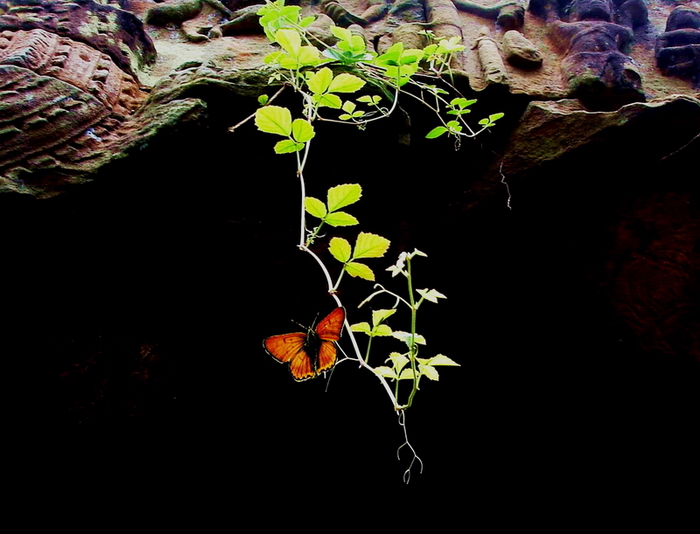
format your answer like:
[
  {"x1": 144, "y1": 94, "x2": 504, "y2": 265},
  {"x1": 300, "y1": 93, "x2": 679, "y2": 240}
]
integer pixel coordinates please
[{"x1": 4, "y1": 91, "x2": 698, "y2": 517}]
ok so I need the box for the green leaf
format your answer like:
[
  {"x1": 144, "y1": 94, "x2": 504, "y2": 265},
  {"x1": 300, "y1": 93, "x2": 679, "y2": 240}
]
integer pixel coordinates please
[
  {"x1": 291, "y1": 119, "x2": 315, "y2": 142},
  {"x1": 297, "y1": 46, "x2": 321, "y2": 66},
  {"x1": 352, "y1": 232, "x2": 390, "y2": 259},
  {"x1": 451, "y1": 97, "x2": 476, "y2": 108},
  {"x1": 418, "y1": 364, "x2": 439, "y2": 381},
  {"x1": 425, "y1": 126, "x2": 447, "y2": 139},
  {"x1": 275, "y1": 28, "x2": 301, "y2": 56},
  {"x1": 427, "y1": 354, "x2": 460, "y2": 366},
  {"x1": 372, "y1": 308, "x2": 396, "y2": 326},
  {"x1": 304, "y1": 197, "x2": 327, "y2": 218},
  {"x1": 350, "y1": 322, "x2": 371, "y2": 334},
  {"x1": 373, "y1": 366, "x2": 398, "y2": 379},
  {"x1": 299, "y1": 15, "x2": 315, "y2": 27},
  {"x1": 344, "y1": 261, "x2": 375, "y2": 280},
  {"x1": 258, "y1": 94, "x2": 269, "y2": 106},
  {"x1": 274, "y1": 139, "x2": 304, "y2": 153},
  {"x1": 446, "y1": 120, "x2": 463, "y2": 133},
  {"x1": 325, "y1": 211, "x2": 359, "y2": 226},
  {"x1": 313, "y1": 93, "x2": 342, "y2": 109},
  {"x1": 330, "y1": 25, "x2": 353, "y2": 43},
  {"x1": 349, "y1": 34, "x2": 366, "y2": 52},
  {"x1": 398, "y1": 367, "x2": 419, "y2": 380},
  {"x1": 327, "y1": 183, "x2": 361, "y2": 211},
  {"x1": 341, "y1": 100, "x2": 357, "y2": 114},
  {"x1": 392, "y1": 331, "x2": 426, "y2": 345},
  {"x1": 372, "y1": 324, "x2": 393, "y2": 336},
  {"x1": 329, "y1": 237, "x2": 352, "y2": 263},
  {"x1": 416, "y1": 288, "x2": 447, "y2": 303},
  {"x1": 328, "y1": 73, "x2": 366, "y2": 93},
  {"x1": 306, "y1": 67, "x2": 333, "y2": 95},
  {"x1": 388, "y1": 353, "x2": 409, "y2": 372},
  {"x1": 357, "y1": 95, "x2": 381, "y2": 105},
  {"x1": 423, "y1": 44, "x2": 438, "y2": 56},
  {"x1": 255, "y1": 106, "x2": 292, "y2": 136}
]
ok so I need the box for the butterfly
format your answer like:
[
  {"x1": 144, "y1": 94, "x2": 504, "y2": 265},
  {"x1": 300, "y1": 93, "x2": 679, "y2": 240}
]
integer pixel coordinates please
[{"x1": 263, "y1": 307, "x2": 345, "y2": 381}]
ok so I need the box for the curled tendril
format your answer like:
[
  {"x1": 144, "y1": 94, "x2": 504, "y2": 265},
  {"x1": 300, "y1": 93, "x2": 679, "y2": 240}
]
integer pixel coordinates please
[{"x1": 396, "y1": 411, "x2": 423, "y2": 484}]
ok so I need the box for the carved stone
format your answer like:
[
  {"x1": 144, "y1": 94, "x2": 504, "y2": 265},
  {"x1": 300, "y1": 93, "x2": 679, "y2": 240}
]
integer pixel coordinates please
[
  {"x1": 502, "y1": 29, "x2": 542, "y2": 69},
  {"x1": 529, "y1": 0, "x2": 646, "y2": 110},
  {"x1": 656, "y1": 6, "x2": 700, "y2": 87}
]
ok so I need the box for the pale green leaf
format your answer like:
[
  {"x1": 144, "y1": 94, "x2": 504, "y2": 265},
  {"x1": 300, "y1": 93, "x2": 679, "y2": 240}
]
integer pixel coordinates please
[
  {"x1": 263, "y1": 51, "x2": 285, "y2": 65},
  {"x1": 274, "y1": 139, "x2": 304, "y2": 153},
  {"x1": 291, "y1": 119, "x2": 315, "y2": 142},
  {"x1": 255, "y1": 106, "x2": 292, "y2": 136},
  {"x1": 372, "y1": 324, "x2": 393, "y2": 336},
  {"x1": 327, "y1": 183, "x2": 362, "y2": 211},
  {"x1": 329, "y1": 237, "x2": 352, "y2": 263},
  {"x1": 274, "y1": 29, "x2": 301, "y2": 56},
  {"x1": 304, "y1": 197, "x2": 327, "y2": 218},
  {"x1": 297, "y1": 46, "x2": 321, "y2": 66},
  {"x1": 427, "y1": 354, "x2": 460, "y2": 366},
  {"x1": 392, "y1": 331, "x2": 426, "y2": 345},
  {"x1": 418, "y1": 364, "x2": 439, "y2": 381},
  {"x1": 328, "y1": 73, "x2": 366, "y2": 93},
  {"x1": 350, "y1": 34, "x2": 365, "y2": 52},
  {"x1": 372, "y1": 308, "x2": 396, "y2": 326},
  {"x1": 325, "y1": 211, "x2": 359, "y2": 226},
  {"x1": 306, "y1": 67, "x2": 333, "y2": 94},
  {"x1": 258, "y1": 94, "x2": 269, "y2": 106},
  {"x1": 388, "y1": 353, "x2": 409, "y2": 372},
  {"x1": 278, "y1": 55, "x2": 301, "y2": 69},
  {"x1": 373, "y1": 366, "x2": 398, "y2": 379},
  {"x1": 350, "y1": 321, "x2": 371, "y2": 334},
  {"x1": 313, "y1": 93, "x2": 342, "y2": 109},
  {"x1": 398, "y1": 367, "x2": 419, "y2": 380},
  {"x1": 342, "y1": 100, "x2": 356, "y2": 113},
  {"x1": 357, "y1": 95, "x2": 381, "y2": 105},
  {"x1": 299, "y1": 15, "x2": 316, "y2": 27},
  {"x1": 352, "y1": 232, "x2": 390, "y2": 259},
  {"x1": 416, "y1": 288, "x2": 447, "y2": 303},
  {"x1": 330, "y1": 25, "x2": 353, "y2": 43},
  {"x1": 344, "y1": 261, "x2": 375, "y2": 280}
]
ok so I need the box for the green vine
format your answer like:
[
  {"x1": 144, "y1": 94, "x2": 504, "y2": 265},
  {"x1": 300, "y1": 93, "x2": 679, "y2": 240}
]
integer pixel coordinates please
[{"x1": 233, "y1": 0, "x2": 503, "y2": 483}]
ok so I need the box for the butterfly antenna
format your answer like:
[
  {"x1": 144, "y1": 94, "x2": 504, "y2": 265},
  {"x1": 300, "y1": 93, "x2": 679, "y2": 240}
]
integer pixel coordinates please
[{"x1": 396, "y1": 411, "x2": 424, "y2": 484}]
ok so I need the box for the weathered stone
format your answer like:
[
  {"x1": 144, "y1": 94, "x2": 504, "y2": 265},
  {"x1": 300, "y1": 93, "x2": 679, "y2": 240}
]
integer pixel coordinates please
[
  {"x1": 454, "y1": 0, "x2": 525, "y2": 31},
  {"x1": 502, "y1": 29, "x2": 542, "y2": 69},
  {"x1": 656, "y1": 6, "x2": 700, "y2": 87},
  {"x1": 497, "y1": 95, "x2": 700, "y2": 185},
  {"x1": 473, "y1": 26, "x2": 508, "y2": 85},
  {"x1": 529, "y1": 0, "x2": 646, "y2": 110},
  {"x1": 0, "y1": 0, "x2": 156, "y2": 76}
]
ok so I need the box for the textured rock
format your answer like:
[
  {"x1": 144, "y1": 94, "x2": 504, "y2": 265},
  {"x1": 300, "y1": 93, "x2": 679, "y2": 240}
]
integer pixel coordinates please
[
  {"x1": 498, "y1": 95, "x2": 700, "y2": 182},
  {"x1": 502, "y1": 29, "x2": 542, "y2": 69},
  {"x1": 0, "y1": 2, "x2": 204, "y2": 197},
  {"x1": 656, "y1": 6, "x2": 700, "y2": 87}
]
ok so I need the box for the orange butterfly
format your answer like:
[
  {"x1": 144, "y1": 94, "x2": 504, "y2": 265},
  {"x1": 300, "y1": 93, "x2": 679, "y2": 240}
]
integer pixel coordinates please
[{"x1": 263, "y1": 307, "x2": 345, "y2": 381}]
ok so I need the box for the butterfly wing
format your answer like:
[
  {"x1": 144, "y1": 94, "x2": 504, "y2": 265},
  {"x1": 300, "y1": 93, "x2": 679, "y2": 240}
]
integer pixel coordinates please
[
  {"x1": 315, "y1": 307, "x2": 345, "y2": 342},
  {"x1": 314, "y1": 307, "x2": 345, "y2": 374},
  {"x1": 264, "y1": 333, "x2": 316, "y2": 382}
]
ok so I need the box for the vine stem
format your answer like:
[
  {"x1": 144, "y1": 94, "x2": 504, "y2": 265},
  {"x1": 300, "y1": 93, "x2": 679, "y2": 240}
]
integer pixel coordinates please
[
  {"x1": 297, "y1": 241, "x2": 404, "y2": 410},
  {"x1": 228, "y1": 85, "x2": 287, "y2": 132}
]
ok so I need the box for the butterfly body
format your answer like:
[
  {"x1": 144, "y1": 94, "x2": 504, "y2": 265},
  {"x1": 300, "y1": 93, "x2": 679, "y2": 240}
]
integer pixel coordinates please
[{"x1": 263, "y1": 307, "x2": 345, "y2": 381}]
